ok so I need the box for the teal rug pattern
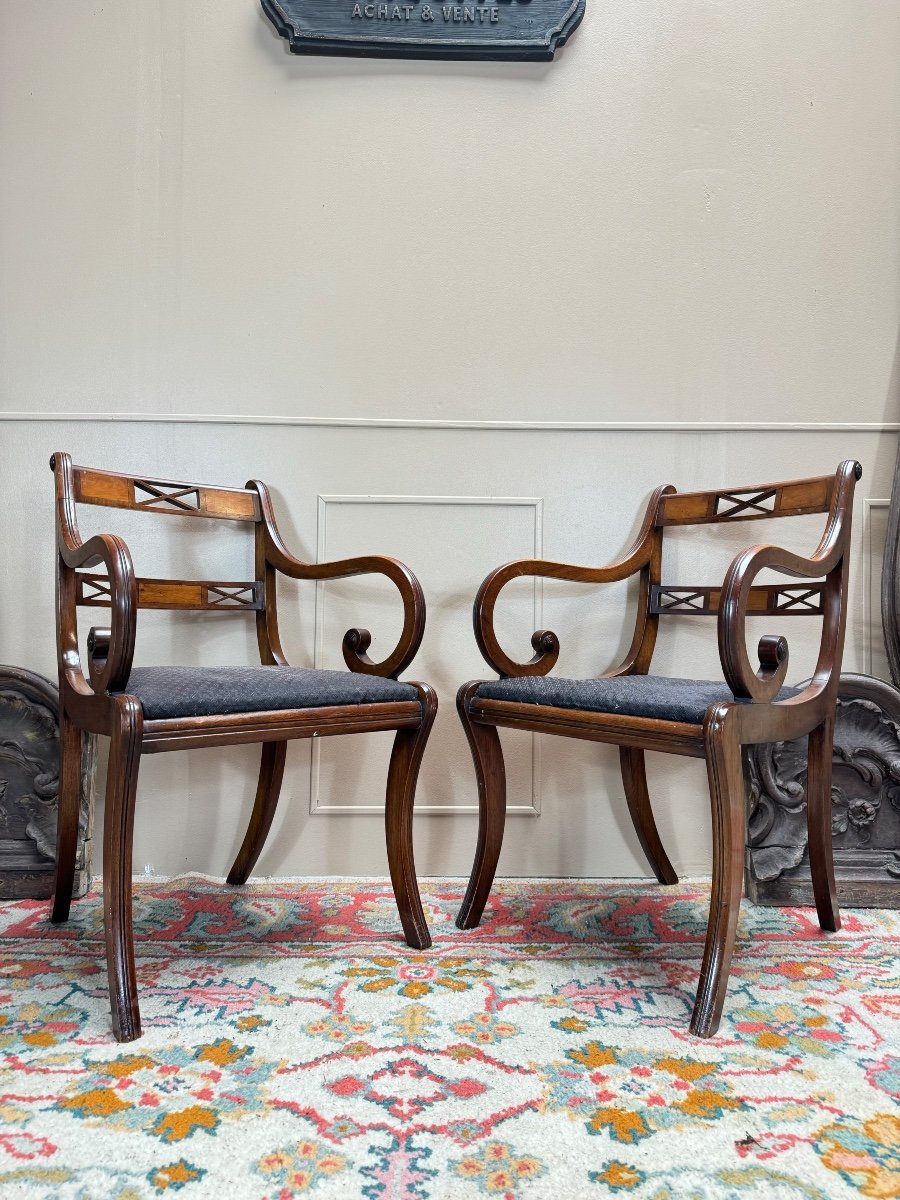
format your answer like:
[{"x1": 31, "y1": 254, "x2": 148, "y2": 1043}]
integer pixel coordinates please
[{"x1": 0, "y1": 878, "x2": 898, "y2": 1198}]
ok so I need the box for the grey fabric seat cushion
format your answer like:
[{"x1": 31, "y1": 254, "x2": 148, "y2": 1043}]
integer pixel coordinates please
[
  {"x1": 115, "y1": 665, "x2": 419, "y2": 720},
  {"x1": 475, "y1": 674, "x2": 799, "y2": 725}
]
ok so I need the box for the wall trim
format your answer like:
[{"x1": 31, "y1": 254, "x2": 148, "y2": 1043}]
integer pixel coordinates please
[
  {"x1": 310, "y1": 494, "x2": 544, "y2": 817},
  {"x1": 863, "y1": 498, "x2": 891, "y2": 678},
  {"x1": 0, "y1": 412, "x2": 896, "y2": 434}
]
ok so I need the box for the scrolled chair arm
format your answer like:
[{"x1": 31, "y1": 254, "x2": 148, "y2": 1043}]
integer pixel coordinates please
[
  {"x1": 66, "y1": 535, "x2": 137, "y2": 694},
  {"x1": 51, "y1": 451, "x2": 137, "y2": 695},
  {"x1": 474, "y1": 484, "x2": 674, "y2": 678},
  {"x1": 718, "y1": 459, "x2": 861, "y2": 704},
  {"x1": 250, "y1": 480, "x2": 426, "y2": 679}
]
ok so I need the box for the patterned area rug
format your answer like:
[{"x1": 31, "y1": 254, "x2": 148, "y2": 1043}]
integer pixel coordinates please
[{"x1": 0, "y1": 878, "x2": 898, "y2": 1200}]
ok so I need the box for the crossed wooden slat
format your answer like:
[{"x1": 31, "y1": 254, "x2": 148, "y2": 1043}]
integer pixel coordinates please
[
  {"x1": 206, "y1": 585, "x2": 256, "y2": 607},
  {"x1": 650, "y1": 583, "x2": 825, "y2": 617},
  {"x1": 773, "y1": 587, "x2": 822, "y2": 613},
  {"x1": 82, "y1": 576, "x2": 112, "y2": 602},
  {"x1": 714, "y1": 489, "x2": 777, "y2": 519},
  {"x1": 134, "y1": 480, "x2": 201, "y2": 512},
  {"x1": 658, "y1": 589, "x2": 708, "y2": 612}
]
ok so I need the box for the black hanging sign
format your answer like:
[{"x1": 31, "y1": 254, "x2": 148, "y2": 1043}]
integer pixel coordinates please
[{"x1": 262, "y1": 0, "x2": 584, "y2": 60}]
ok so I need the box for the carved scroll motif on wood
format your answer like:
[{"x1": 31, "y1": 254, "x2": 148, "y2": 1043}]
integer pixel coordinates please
[
  {"x1": 0, "y1": 666, "x2": 94, "y2": 900},
  {"x1": 745, "y1": 674, "x2": 900, "y2": 908}
]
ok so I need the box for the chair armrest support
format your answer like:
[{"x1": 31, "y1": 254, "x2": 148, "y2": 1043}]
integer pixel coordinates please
[
  {"x1": 52, "y1": 452, "x2": 138, "y2": 697},
  {"x1": 474, "y1": 485, "x2": 674, "y2": 677},
  {"x1": 251, "y1": 480, "x2": 426, "y2": 679},
  {"x1": 65, "y1": 535, "x2": 137, "y2": 694},
  {"x1": 718, "y1": 459, "x2": 861, "y2": 704}
]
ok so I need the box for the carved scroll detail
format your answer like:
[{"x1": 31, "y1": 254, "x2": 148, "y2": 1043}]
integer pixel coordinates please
[
  {"x1": 745, "y1": 673, "x2": 900, "y2": 906},
  {"x1": 0, "y1": 666, "x2": 94, "y2": 899}
]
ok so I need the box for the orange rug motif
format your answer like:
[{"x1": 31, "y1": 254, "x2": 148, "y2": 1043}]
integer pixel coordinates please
[{"x1": 0, "y1": 878, "x2": 898, "y2": 1199}]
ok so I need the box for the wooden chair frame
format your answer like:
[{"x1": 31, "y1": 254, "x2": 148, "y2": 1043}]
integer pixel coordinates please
[
  {"x1": 456, "y1": 461, "x2": 861, "y2": 1036},
  {"x1": 49, "y1": 452, "x2": 436, "y2": 1042}
]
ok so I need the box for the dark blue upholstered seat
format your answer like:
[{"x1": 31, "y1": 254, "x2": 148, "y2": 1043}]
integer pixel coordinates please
[
  {"x1": 475, "y1": 674, "x2": 800, "y2": 726},
  {"x1": 115, "y1": 665, "x2": 419, "y2": 721}
]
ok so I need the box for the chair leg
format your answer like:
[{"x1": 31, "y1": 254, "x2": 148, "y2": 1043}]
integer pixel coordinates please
[
  {"x1": 806, "y1": 717, "x2": 840, "y2": 933},
  {"x1": 385, "y1": 683, "x2": 437, "y2": 951},
  {"x1": 103, "y1": 698, "x2": 143, "y2": 1043},
  {"x1": 456, "y1": 683, "x2": 507, "y2": 931},
  {"x1": 619, "y1": 747, "x2": 678, "y2": 885},
  {"x1": 227, "y1": 741, "x2": 288, "y2": 885},
  {"x1": 50, "y1": 714, "x2": 83, "y2": 924},
  {"x1": 692, "y1": 707, "x2": 745, "y2": 1038}
]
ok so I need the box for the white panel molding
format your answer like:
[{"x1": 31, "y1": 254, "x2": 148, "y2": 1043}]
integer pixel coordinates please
[
  {"x1": 0, "y1": 413, "x2": 895, "y2": 433},
  {"x1": 863, "y1": 498, "x2": 890, "y2": 677},
  {"x1": 310, "y1": 494, "x2": 544, "y2": 817}
]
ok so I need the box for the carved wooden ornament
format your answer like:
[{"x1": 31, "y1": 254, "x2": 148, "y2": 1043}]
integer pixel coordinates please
[
  {"x1": 745, "y1": 674, "x2": 900, "y2": 907},
  {"x1": 262, "y1": 0, "x2": 585, "y2": 61},
  {"x1": 0, "y1": 666, "x2": 94, "y2": 900}
]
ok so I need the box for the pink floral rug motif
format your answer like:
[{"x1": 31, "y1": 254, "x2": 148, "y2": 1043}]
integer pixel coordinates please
[{"x1": 0, "y1": 877, "x2": 898, "y2": 1198}]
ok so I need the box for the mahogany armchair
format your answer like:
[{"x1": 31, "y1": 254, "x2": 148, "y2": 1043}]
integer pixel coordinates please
[
  {"x1": 49, "y1": 452, "x2": 436, "y2": 1042},
  {"x1": 456, "y1": 461, "x2": 861, "y2": 1037}
]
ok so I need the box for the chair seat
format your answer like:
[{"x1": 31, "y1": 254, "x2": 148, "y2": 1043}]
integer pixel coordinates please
[
  {"x1": 115, "y1": 665, "x2": 419, "y2": 721},
  {"x1": 475, "y1": 674, "x2": 800, "y2": 725}
]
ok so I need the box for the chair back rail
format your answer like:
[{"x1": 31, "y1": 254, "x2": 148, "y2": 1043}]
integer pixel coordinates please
[
  {"x1": 650, "y1": 582, "x2": 826, "y2": 617},
  {"x1": 51, "y1": 451, "x2": 425, "y2": 697},
  {"x1": 468, "y1": 462, "x2": 858, "y2": 689},
  {"x1": 715, "y1": 460, "x2": 860, "y2": 704},
  {"x1": 51, "y1": 452, "x2": 277, "y2": 701},
  {"x1": 72, "y1": 465, "x2": 261, "y2": 522},
  {"x1": 656, "y1": 475, "x2": 834, "y2": 526},
  {"x1": 637, "y1": 465, "x2": 858, "y2": 703},
  {"x1": 76, "y1": 573, "x2": 263, "y2": 613}
]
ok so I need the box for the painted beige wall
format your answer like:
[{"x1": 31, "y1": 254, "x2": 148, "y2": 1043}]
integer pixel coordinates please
[
  {"x1": 2, "y1": 0, "x2": 899, "y2": 424},
  {"x1": 1, "y1": 1, "x2": 898, "y2": 879}
]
